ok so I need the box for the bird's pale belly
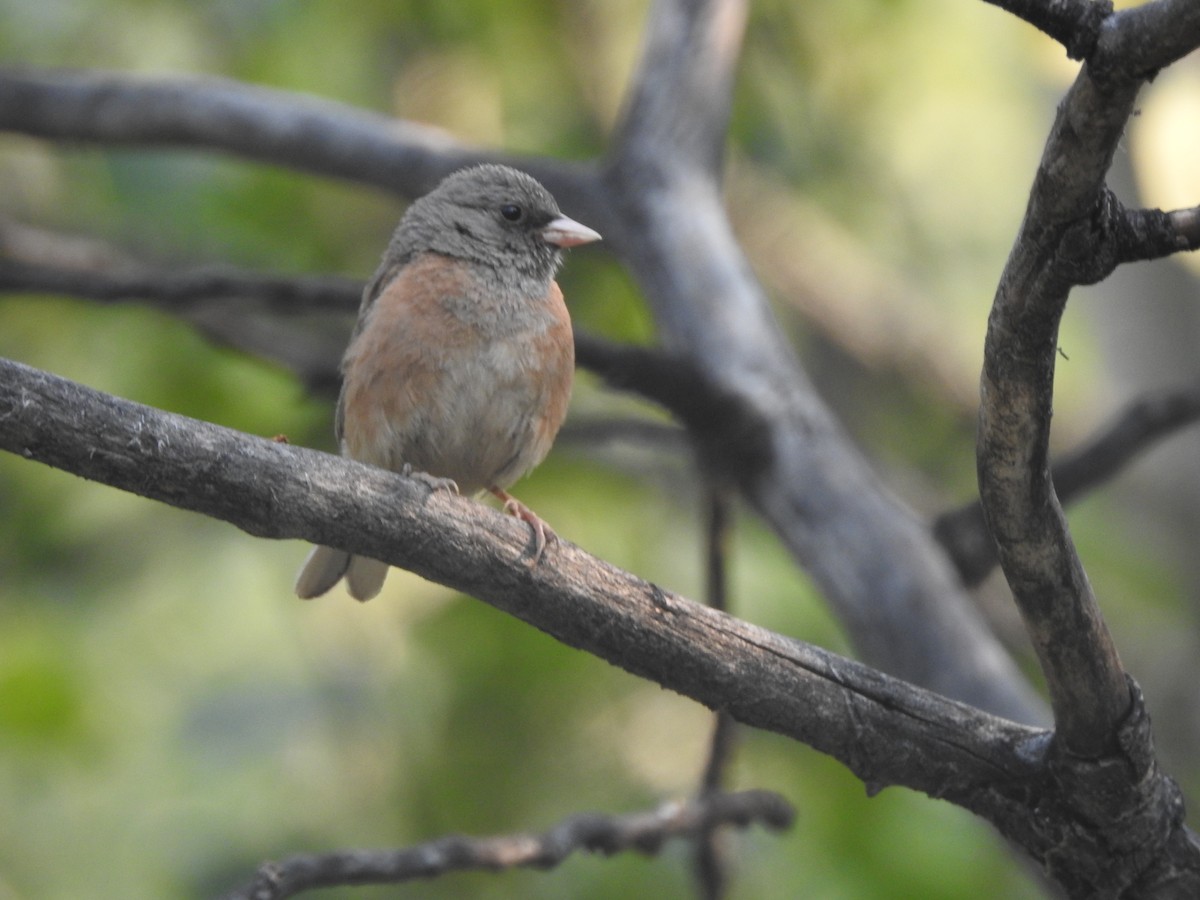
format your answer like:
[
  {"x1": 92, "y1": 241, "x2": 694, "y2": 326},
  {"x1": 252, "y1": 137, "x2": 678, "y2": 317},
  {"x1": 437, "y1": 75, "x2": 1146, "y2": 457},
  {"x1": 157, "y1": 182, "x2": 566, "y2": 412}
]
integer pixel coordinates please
[{"x1": 344, "y1": 330, "x2": 565, "y2": 496}]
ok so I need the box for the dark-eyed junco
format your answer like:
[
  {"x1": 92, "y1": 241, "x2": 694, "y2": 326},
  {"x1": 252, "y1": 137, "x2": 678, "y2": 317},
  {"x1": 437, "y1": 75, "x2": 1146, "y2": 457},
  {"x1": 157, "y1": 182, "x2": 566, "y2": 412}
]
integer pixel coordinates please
[{"x1": 295, "y1": 164, "x2": 601, "y2": 601}]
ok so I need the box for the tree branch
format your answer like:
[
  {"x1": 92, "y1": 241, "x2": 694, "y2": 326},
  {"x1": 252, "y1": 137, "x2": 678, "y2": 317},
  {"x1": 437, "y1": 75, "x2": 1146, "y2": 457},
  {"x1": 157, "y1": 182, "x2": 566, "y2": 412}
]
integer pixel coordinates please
[
  {"x1": 939, "y1": 384, "x2": 1200, "y2": 586},
  {"x1": 0, "y1": 354, "x2": 1047, "y2": 805},
  {"x1": 975, "y1": 0, "x2": 1200, "y2": 765},
  {"x1": 0, "y1": 257, "x2": 359, "y2": 315},
  {"x1": 601, "y1": 0, "x2": 1042, "y2": 720},
  {"x1": 0, "y1": 67, "x2": 602, "y2": 219},
  {"x1": 694, "y1": 488, "x2": 739, "y2": 900},
  {"x1": 611, "y1": 0, "x2": 746, "y2": 177},
  {"x1": 4, "y1": 355, "x2": 1197, "y2": 894},
  {"x1": 221, "y1": 790, "x2": 795, "y2": 900},
  {"x1": 1117, "y1": 204, "x2": 1200, "y2": 264},
  {"x1": 220, "y1": 792, "x2": 792, "y2": 897},
  {"x1": 977, "y1": 0, "x2": 1112, "y2": 61},
  {"x1": 977, "y1": 37, "x2": 1147, "y2": 757},
  {"x1": 1092, "y1": 0, "x2": 1200, "y2": 82},
  {"x1": 0, "y1": 67, "x2": 468, "y2": 192}
]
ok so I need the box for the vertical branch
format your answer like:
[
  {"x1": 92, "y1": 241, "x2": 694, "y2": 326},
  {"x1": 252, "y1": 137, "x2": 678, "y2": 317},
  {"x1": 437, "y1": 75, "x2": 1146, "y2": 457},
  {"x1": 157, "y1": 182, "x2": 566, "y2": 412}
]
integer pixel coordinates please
[
  {"x1": 611, "y1": 0, "x2": 747, "y2": 177},
  {"x1": 978, "y1": 66, "x2": 1141, "y2": 755},
  {"x1": 693, "y1": 485, "x2": 739, "y2": 900},
  {"x1": 604, "y1": 0, "x2": 1041, "y2": 719}
]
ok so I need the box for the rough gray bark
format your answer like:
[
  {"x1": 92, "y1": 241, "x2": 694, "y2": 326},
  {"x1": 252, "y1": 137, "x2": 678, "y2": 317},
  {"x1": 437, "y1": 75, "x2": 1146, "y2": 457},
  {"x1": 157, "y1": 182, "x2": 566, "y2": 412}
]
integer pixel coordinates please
[{"x1": 0, "y1": 356, "x2": 1046, "y2": 800}]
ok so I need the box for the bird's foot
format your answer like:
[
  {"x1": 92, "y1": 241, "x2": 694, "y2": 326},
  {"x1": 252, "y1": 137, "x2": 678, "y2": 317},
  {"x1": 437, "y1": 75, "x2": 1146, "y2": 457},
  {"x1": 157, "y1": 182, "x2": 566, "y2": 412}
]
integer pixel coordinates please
[
  {"x1": 489, "y1": 487, "x2": 556, "y2": 565},
  {"x1": 401, "y1": 463, "x2": 459, "y2": 497}
]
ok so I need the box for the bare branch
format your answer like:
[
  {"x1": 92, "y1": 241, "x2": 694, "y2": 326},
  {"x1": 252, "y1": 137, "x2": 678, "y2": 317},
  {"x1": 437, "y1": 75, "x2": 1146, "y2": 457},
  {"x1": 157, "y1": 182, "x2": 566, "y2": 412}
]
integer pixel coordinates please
[
  {"x1": 1093, "y1": 0, "x2": 1200, "y2": 82},
  {"x1": 602, "y1": 6, "x2": 1041, "y2": 718},
  {"x1": 221, "y1": 790, "x2": 795, "y2": 900},
  {"x1": 977, "y1": 0, "x2": 1112, "y2": 61},
  {"x1": 0, "y1": 243, "x2": 353, "y2": 393},
  {"x1": 976, "y1": 4, "x2": 1200, "y2": 755},
  {"x1": 1117, "y1": 204, "x2": 1200, "y2": 265},
  {"x1": 3, "y1": 356, "x2": 1197, "y2": 892},
  {"x1": 574, "y1": 335, "x2": 773, "y2": 479},
  {"x1": 0, "y1": 67, "x2": 466, "y2": 193},
  {"x1": 0, "y1": 67, "x2": 601, "y2": 215},
  {"x1": 694, "y1": 488, "x2": 739, "y2": 900},
  {"x1": 0, "y1": 354, "x2": 1046, "y2": 804},
  {"x1": 0, "y1": 257, "x2": 359, "y2": 315},
  {"x1": 1035, "y1": 192, "x2": 1200, "y2": 288},
  {"x1": 939, "y1": 384, "x2": 1200, "y2": 586},
  {"x1": 611, "y1": 0, "x2": 747, "y2": 177}
]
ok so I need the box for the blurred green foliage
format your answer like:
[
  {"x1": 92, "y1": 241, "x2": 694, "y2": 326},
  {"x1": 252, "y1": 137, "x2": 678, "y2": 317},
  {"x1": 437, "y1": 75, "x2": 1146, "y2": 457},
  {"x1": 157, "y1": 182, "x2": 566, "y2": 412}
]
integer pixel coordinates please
[{"x1": 2, "y1": 1, "x2": 1197, "y2": 898}]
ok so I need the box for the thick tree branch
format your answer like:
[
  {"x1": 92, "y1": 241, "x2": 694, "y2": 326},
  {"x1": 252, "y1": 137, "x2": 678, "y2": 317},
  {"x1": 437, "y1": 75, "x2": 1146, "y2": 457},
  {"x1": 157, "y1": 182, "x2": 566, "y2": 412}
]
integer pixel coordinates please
[
  {"x1": 602, "y1": 0, "x2": 1041, "y2": 720},
  {"x1": 222, "y1": 790, "x2": 794, "y2": 900},
  {"x1": 3, "y1": 356, "x2": 1197, "y2": 894},
  {"x1": 612, "y1": 0, "x2": 746, "y2": 178},
  {"x1": 0, "y1": 355, "x2": 1046, "y2": 806},
  {"x1": 976, "y1": 4, "x2": 1200, "y2": 758},
  {"x1": 0, "y1": 67, "x2": 470, "y2": 194},
  {"x1": 979, "y1": 60, "x2": 1139, "y2": 758}
]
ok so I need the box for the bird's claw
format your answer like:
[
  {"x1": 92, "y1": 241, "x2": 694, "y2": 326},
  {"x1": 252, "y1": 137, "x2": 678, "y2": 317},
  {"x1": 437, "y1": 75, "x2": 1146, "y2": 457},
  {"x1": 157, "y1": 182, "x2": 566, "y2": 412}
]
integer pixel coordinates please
[
  {"x1": 490, "y1": 487, "x2": 556, "y2": 565},
  {"x1": 401, "y1": 463, "x2": 459, "y2": 496}
]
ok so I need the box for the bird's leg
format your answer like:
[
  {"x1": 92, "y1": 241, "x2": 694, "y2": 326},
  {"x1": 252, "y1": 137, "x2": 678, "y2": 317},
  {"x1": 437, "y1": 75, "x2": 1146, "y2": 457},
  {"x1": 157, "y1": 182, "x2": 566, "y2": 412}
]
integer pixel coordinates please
[
  {"x1": 401, "y1": 462, "x2": 459, "y2": 496},
  {"x1": 489, "y1": 486, "x2": 556, "y2": 564}
]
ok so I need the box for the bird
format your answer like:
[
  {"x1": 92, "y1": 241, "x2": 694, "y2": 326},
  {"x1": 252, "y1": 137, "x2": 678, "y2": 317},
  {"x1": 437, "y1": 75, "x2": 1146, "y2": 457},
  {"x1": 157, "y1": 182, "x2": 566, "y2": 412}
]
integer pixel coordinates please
[{"x1": 294, "y1": 164, "x2": 601, "y2": 601}]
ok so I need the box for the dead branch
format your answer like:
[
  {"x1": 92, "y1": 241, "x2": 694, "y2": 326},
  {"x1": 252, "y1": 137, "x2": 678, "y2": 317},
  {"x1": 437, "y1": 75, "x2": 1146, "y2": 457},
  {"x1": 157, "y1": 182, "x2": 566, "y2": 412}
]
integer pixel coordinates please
[
  {"x1": 975, "y1": 4, "x2": 1200, "y2": 758},
  {"x1": 978, "y1": 0, "x2": 1111, "y2": 60},
  {"x1": 939, "y1": 384, "x2": 1200, "y2": 586},
  {"x1": 221, "y1": 790, "x2": 795, "y2": 900}
]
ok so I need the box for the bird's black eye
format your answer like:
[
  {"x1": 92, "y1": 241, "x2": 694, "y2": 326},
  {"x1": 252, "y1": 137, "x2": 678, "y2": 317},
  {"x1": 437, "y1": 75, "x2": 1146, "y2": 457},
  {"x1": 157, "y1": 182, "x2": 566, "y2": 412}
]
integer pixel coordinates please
[{"x1": 499, "y1": 203, "x2": 524, "y2": 222}]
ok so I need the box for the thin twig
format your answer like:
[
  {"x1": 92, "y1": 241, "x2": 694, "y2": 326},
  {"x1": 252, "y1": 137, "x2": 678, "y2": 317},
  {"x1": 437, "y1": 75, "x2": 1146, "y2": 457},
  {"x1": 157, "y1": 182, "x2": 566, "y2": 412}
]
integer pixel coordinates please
[
  {"x1": 694, "y1": 487, "x2": 739, "y2": 900},
  {"x1": 221, "y1": 791, "x2": 796, "y2": 900},
  {"x1": 0, "y1": 258, "x2": 360, "y2": 314}
]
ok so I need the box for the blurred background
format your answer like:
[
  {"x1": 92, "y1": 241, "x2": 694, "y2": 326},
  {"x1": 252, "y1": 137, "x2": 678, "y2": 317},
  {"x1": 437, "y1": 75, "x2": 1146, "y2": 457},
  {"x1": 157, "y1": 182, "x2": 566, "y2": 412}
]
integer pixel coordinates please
[{"x1": 1, "y1": 0, "x2": 1199, "y2": 897}]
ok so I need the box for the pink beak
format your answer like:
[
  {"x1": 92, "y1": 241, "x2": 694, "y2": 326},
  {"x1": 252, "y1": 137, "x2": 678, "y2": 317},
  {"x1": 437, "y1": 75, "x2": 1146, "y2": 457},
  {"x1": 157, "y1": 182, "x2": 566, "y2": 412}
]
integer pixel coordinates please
[{"x1": 542, "y1": 215, "x2": 602, "y2": 248}]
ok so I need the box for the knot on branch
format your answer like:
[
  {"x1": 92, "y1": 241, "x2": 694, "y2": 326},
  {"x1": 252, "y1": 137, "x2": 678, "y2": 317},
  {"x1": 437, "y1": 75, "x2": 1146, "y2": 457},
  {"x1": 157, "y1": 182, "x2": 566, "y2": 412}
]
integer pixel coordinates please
[
  {"x1": 1057, "y1": 189, "x2": 1195, "y2": 289},
  {"x1": 1065, "y1": 0, "x2": 1114, "y2": 62},
  {"x1": 1037, "y1": 677, "x2": 1186, "y2": 897},
  {"x1": 1054, "y1": 187, "x2": 1128, "y2": 287}
]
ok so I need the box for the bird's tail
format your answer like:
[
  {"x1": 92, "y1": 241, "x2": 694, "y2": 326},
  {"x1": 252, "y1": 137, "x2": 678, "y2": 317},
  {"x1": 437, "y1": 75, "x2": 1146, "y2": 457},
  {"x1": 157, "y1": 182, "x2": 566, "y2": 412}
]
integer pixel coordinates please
[{"x1": 294, "y1": 546, "x2": 389, "y2": 601}]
